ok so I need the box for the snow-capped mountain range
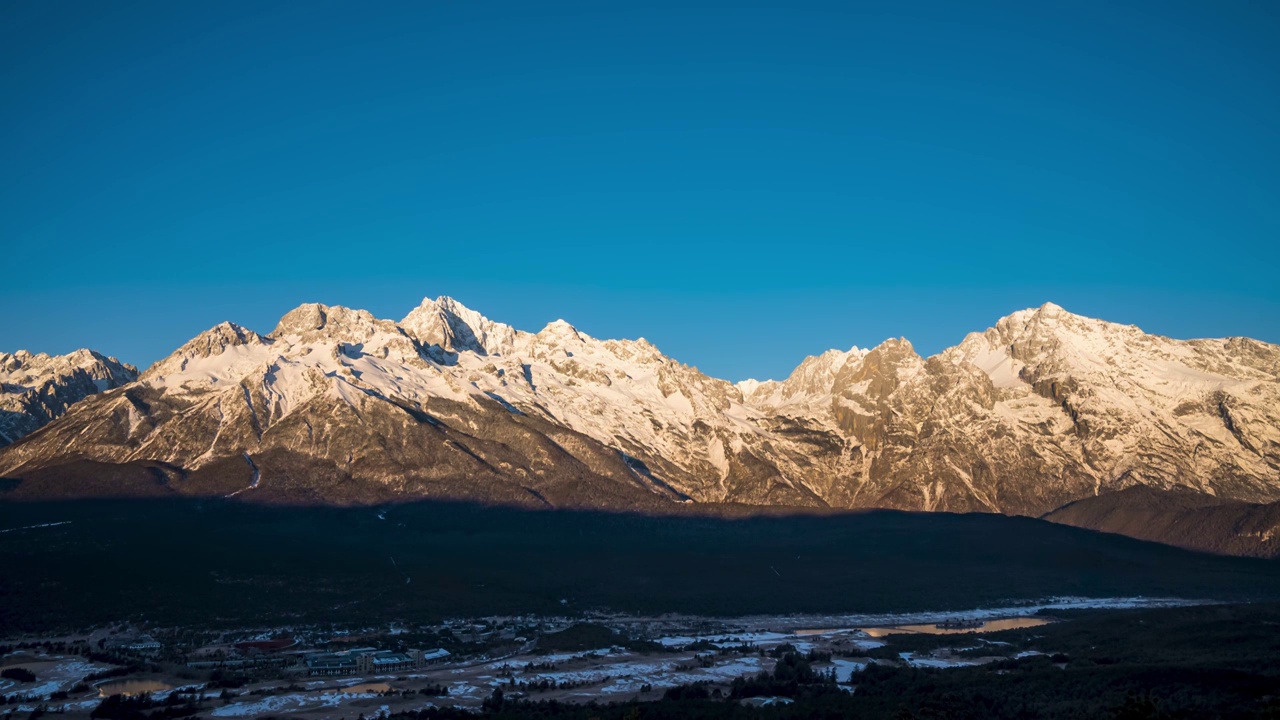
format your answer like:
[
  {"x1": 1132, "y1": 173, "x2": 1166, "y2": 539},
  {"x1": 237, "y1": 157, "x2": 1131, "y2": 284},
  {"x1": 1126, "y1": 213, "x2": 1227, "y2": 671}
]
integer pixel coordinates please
[
  {"x1": 1, "y1": 349, "x2": 137, "y2": 447},
  {"x1": 2, "y1": 298, "x2": 1277, "y2": 532}
]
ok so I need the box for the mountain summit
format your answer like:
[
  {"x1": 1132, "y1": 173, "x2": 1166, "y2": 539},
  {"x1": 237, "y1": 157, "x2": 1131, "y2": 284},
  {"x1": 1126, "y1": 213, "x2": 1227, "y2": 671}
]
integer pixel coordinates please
[
  {"x1": 2, "y1": 298, "x2": 1277, "y2": 552},
  {"x1": 0, "y1": 349, "x2": 137, "y2": 447}
]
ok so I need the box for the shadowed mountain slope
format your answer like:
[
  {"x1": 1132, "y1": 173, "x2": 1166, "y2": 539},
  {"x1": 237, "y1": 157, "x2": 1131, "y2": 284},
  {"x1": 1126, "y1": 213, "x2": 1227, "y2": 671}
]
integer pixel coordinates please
[{"x1": 2, "y1": 498, "x2": 1280, "y2": 633}]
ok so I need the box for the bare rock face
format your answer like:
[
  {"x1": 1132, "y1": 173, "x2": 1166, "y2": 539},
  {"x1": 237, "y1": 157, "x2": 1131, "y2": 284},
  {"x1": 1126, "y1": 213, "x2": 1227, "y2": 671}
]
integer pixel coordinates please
[
  {"x1": 0, "y1": 349, "x2": 138, "y2": 447},
  {"x1": 738, "y1": 347, "x2": 866, "y2": 419},
  {"x1": 830, "y1": 338, "x2": 923, "y2": 450},
  {"x1": 2, "y1": 298, "x2": 1279, "y2": 557}
]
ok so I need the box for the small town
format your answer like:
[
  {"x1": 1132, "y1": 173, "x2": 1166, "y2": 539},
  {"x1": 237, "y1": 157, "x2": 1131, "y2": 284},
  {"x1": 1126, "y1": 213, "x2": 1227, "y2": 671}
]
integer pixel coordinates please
[{"x1": 0, "y1": 603, "x2": 1096, "y2": 719}]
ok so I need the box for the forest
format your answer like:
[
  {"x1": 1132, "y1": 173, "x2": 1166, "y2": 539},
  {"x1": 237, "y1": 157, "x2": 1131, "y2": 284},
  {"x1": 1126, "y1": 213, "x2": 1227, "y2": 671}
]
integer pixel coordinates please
[{"x1": 4, "y1": 498, "x2": 1280, "y2": 631}]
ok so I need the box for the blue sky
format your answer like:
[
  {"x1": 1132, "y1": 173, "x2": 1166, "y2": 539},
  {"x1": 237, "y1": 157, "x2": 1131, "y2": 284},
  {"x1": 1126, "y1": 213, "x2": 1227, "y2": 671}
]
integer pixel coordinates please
[{"x1": 3, "y1": 1, "x2": 1277, "y2": 381}]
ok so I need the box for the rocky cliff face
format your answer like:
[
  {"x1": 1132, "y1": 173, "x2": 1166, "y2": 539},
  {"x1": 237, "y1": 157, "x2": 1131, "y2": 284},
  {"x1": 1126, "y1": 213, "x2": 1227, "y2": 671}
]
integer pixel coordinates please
[
  {"x1": 2, "y1": 300, "x2": 1277, "y2": 536},
  {"x1": 0, "y1": 349, "x2": 138, "y2": 447}
]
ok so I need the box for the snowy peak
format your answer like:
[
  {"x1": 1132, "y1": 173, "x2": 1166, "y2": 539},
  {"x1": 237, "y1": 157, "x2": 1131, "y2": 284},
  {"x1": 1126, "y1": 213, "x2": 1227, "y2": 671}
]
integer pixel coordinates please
[
  {"x1": 2, "y1": 348, "x2": 133, "y2": 379},
  {"x1": 141, "y1": 321, "x2": 270, "y2": 384},
  {"x1": 0, "y1": 347, "x2": 138, "y2": 446},
  {"x1": 995, "y1": 301, "x2": 1079, "y2": 329},
  {"x1": 1031, "y1": 300, "x2": 1069, "y2": 319},
  {"x1": 271, "y1": 303, "x2": 402, "y2": 344},
  {"x1": 1, "y1": 348, "x2": 136, "y2": 389},
  {"x1": 401, "y1": 295, "x2": 517, "y2": 355},
  {"x1": 738, "y1": 347, "x2": 866, "y2": 414},
  {"x1": 184, "y1": 321, "x2": 264, "y2": 355},
  {"x1": 143, "y1": 303, "x2": 436, "y2": 403},
  {"x1": 272, "y1": 303, "x2": 328, "y2": 336},
  {"x1": 536, "y1": 319, "x2": 585, "y2": 344}
]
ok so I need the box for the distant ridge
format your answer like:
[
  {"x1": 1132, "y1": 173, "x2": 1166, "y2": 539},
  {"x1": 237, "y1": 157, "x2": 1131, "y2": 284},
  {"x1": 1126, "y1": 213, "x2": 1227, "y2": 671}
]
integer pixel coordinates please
[
  {"x1": 3, "y1": 297, "x2": 1278, "y2": 556},
  {"x1": 1, "y1": 349, "x2": 137, "y2": 447}
]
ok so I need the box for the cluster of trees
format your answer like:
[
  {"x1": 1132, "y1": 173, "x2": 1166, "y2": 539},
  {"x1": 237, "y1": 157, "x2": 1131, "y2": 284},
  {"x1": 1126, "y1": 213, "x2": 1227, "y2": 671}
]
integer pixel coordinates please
[
  {"x1": 536, "y1": 624, "x2": 620, "y2": 652},
  {"x1": 727, "y1": 651, "x2": 841, "y2": 701},
  {"x1": 0, "y1": 668, "x2": 44, "y2": 707},
  {"x1": 207, "y1": 669, "x2": 253, "y2": 689},
  {"x1": 82, "y1": 664, "x2": 144, "y2": 683},
  {"x1": 501, "y1": 677, "x2": 593, "y2": 694},
  {"x1": 0, "y1": 669, "x2": 35, "y2": 683},
  {"x1": 0, "y1": 640, "x2": 90, "y2": 656},
  {"x1": 90, "y1": 693, "x2": 200, "y2": 720}
]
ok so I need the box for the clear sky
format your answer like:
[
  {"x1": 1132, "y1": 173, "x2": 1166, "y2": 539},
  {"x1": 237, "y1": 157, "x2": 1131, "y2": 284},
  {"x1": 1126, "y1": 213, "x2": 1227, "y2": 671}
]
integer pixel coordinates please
[{"x1": 3, "y1": 1, "x2": 1278, "y2": 382}]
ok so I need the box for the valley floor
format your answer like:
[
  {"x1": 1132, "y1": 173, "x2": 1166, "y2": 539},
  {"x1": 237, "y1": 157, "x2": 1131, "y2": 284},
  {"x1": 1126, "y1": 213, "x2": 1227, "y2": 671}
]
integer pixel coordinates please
[{"x1": 0, "y1": 598, "x2": 1236, "y2": 720}]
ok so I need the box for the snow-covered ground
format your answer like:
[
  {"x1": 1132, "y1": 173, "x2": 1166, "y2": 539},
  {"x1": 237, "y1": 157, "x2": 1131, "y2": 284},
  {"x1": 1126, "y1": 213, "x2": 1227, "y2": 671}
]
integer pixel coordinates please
[
  {"x1": 898, "y1": 651, "x2": 977, "y2": 669},
  {"x1": 721, "y1": 596, "x2": 1206, "y2": 633},
  {"x1": 0, "y1": 656, "x2": 117, "y2": 701},
  {"x1": 470, "y1": 652, "x2": 771, "y2": 697},
  {"x1": 210, "y1": 690, "x2": 385, "y2": 718},
  {"x1": 824, "y1": 658, "x2": 869, "y2": 682}
]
